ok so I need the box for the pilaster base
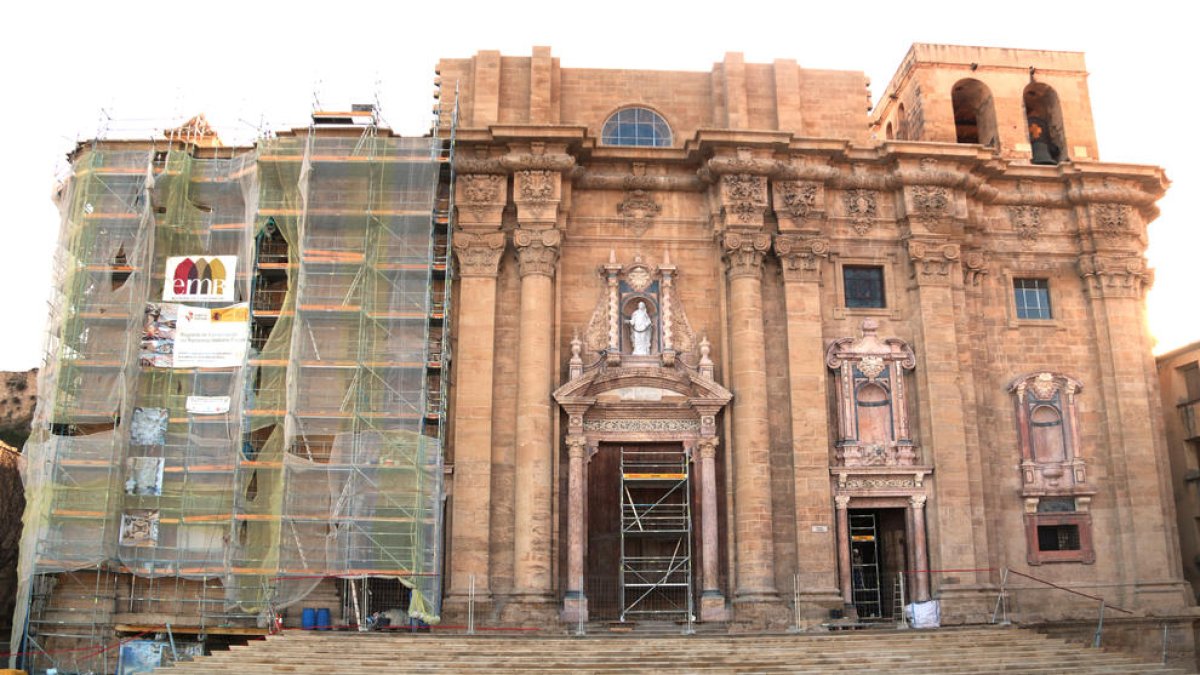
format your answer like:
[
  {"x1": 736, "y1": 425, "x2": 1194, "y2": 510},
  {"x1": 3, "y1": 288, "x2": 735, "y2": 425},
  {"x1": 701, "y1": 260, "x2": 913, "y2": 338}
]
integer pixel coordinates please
[
  {"x1": 496, "y1": 593, "x2": 560, "y2": 627},
  {"x1": 730, "y1": 593, "x2": 791, "y2": 632},
  {"x1": 561, "y1": 592, "x2": 588, "y2": 623},
  {"x1": 700, "y1": 590, "x2": 729, "y2": 622},
  {"x1": 441, "y1": 592, "x2": 496, "y2": 626},
  {"x1": 791, "y1": 589, "x2": 846, "y2": 627}
]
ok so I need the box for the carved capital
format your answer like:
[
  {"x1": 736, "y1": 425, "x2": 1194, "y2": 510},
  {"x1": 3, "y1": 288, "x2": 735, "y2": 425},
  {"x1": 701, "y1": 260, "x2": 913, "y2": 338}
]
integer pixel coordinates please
[
  {"x1": 774, "y1": 234, "x2": 829, "y2": 284},
  {"x1": 456, "y1": 173, "x2": 507, "y2": 226},
  {"x1": 720, "y1": 231, "x2": 771, "y2": 280},
  {"x1": 907, "y1": 239, "x2": 960, "y2": 285},
  {"x1": 452, "y1": 231, "x2": 507, "y2": 278},
  {"x1": 909, "y1": 494, "x2": 928, "y2": 509},
  {"x1": 566, "y1": 435, "x2": 587, "y2": 460},
  {"x1": 834, "y1": 494, "x2": 851, "y2": 509},
  {"x1": 1077, "y1": 253, "x2": 1151, "y2": 299},
  {"x1": 962, "y1": 250, "x2": 988, "y2": 287},
  {"x1": 513, "y1": 228, "x2": 561, "y2": 278},
  {"x1": 720, "y1": 173, "x2": 769, "y2": 227},
  {"x1": 697, "y1": 438, "x2": 718, "y2": 461}
]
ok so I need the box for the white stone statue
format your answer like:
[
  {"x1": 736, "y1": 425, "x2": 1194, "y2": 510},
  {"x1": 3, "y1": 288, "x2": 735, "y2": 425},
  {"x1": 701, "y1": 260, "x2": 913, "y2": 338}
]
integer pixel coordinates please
[{"x1": 627, "y1": 301, "x2": 653, "y2": 355}]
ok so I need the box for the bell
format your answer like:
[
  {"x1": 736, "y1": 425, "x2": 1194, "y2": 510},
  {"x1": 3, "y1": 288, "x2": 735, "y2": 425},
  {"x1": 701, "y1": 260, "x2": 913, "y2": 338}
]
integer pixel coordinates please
[{"x1": 1030, "y1": 140, "x2": 1057, "y2": 165}]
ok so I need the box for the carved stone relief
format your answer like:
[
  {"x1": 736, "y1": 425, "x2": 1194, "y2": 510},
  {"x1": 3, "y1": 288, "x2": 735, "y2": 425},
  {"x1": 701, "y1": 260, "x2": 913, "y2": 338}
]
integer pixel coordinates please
[
  {"x1": 513, "y1": 228, "x2": 562, "y2": 277},
  {"x1": 777, "y1": 180, "x2": 819, "y2": 221},
  {"x1": 907, "y1": 240, "x2": 960, "y2": 284},
  {"x1": 452, "y1": 231, "x2": 507, "y2": 277},
  {"x1": 721, "y1": 173, "x2": 768, "y2": 226},
  {"x1": 720, "y1": 231, "x2": 771, "y2": 279},
  {"x1": 617, "y1": 189, "x2": 661, "y2": 236},
  {"x1": 843, "y1": 189, "x2": 878, "y2": 235},
  {"x1": 774, "y1": 234, "x2": 829, "y2": 284},
  {"x1": 1008, "y1": 205, "x2": 1043, "y2": 243}
]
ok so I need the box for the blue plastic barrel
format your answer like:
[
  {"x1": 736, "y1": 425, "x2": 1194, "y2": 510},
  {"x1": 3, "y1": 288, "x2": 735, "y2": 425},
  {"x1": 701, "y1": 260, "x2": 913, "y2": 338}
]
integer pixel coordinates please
[
  {"x1": 301, "y1": 607, "x2": 316, "y2": 630},
  {"x1": 316, "y1": 607, "x2": 331, "y2": 630}
]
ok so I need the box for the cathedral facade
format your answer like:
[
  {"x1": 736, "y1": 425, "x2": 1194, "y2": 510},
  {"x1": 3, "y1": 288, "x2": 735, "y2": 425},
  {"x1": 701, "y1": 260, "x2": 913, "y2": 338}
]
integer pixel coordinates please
[{"x1": 436, "y1": 44, "x2": 1187, "y2": 628}]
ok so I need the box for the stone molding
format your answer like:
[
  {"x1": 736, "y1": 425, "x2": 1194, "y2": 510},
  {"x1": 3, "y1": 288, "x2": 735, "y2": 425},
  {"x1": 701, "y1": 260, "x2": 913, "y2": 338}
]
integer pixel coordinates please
[
  {"x1": 453, "y1": 231, "x2": 507, "y2": 278},
  {"x1": 774, "y1": 234, "x2": 829, "y2": 284},
  {"x1": 513, "y1": 228, "x2": 562, "y2": 278},
  {"x1": 720, "y1": 231, "x2": 771, "y2": 280}
]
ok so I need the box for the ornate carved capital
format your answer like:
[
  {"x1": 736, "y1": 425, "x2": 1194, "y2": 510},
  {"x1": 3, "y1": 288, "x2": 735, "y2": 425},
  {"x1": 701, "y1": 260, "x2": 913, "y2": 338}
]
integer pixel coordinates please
[
  {"x1": 720, "y1": 231, "x2": 771, "y2": 280},
  {"x1": 774, "y1": 234, "x2": 829, "y2": 284},
  {"x1": 566, "y1": 435, "x2": 587, "y2": 460},
  {"x1": 1077, "y1": 253, "x2": 1151, "y2": 299},
  {"x1": 834, "y1": 494, "x2": 851, "y2": 509},
  {"x1": 842, "y1": 189, "x2": 878, "y2": 235},
  {"x1": 452, "y1": 231, "x2": 507, "y2": 278},
  {"x1": 697, "y1": 438, "x2": 718, "y2": 461},
  {"x1": 456, "y1": 173, "x2": 507, "y2": 226},
  {"x1": 909, "y1": 494, "x2": 928, "y2": 509},
  {"x1": 962, "y1": 250, "x2": 988, "y2": 287},
  {"x1": 513, "y1": 228, "x2": 562, "y2": 278},
  {"x1": 907, "y1": 239, "x2": 960, "y2": 285},
  {"x1": 720, "y1": 173, "x2": 769, "y2": 227}
]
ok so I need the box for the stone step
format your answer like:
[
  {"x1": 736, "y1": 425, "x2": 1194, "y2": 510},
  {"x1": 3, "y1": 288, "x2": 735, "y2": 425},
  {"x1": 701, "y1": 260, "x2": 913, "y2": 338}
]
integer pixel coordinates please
[{"x1": 156, "y1": 626, "x2": 1181, "y2": 674}]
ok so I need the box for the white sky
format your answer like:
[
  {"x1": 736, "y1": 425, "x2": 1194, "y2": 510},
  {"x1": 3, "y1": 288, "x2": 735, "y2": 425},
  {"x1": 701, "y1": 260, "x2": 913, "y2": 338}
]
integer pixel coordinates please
[{"x1": 0, "y1": 0, "x2": 1195, "y2": 370}]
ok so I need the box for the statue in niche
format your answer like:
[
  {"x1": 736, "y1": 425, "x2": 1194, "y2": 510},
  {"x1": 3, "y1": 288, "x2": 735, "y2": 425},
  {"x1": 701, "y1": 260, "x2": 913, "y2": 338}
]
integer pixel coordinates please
[{"x1": 627, "y1": 301, "x2": 654, "y2": 355}]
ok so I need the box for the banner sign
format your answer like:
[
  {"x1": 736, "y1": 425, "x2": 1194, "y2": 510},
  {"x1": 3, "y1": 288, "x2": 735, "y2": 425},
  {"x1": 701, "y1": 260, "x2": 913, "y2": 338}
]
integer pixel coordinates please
[
  {"x1": 140, "y1": 302, "x2": 248, "y2": 368},
  {"x1": 186, "y1": 395, "x2": 232, "y2": 414},
  {"x1": 162, "y1": 255, "x2": 237, "y2": 302}
]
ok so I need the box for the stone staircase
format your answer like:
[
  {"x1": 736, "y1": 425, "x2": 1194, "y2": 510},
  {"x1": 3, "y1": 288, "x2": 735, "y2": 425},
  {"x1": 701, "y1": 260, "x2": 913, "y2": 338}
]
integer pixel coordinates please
[{"x1": 157, "y1": 625, "x2": 1187, "y2": 673}]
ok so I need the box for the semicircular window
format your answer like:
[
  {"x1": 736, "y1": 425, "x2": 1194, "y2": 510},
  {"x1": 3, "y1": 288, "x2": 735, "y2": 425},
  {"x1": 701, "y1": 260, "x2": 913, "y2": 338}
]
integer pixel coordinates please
[{"x1": 601, "y1": 108, "x2": 672, "y2": 147}]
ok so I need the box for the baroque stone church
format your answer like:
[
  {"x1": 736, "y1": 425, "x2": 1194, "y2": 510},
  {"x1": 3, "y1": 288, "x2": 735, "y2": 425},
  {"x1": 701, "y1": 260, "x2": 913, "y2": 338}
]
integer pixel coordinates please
[{"x1": 436, "y1": 44, "x2": 1185, "y2": 628}]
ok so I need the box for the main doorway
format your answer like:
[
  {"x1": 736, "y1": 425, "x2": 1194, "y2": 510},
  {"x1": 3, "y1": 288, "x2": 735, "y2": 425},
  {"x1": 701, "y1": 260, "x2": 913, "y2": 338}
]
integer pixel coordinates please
[
  {"x1": 848, "y1": 508, "x2": 908, "y2": 621},
  {"x1": 586, "y1": 443, "x2": 693, "y2": 621}
]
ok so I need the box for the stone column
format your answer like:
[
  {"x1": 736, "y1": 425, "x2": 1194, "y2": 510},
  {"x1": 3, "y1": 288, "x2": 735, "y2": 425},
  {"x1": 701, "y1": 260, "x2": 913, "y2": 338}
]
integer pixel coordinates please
[
  {"x1": 909, "y1": 494, "x2": 930, "y2": 602},
  {"x1": 774, "y1": 233, "x2": 841, "y2": 610},
  {"x1": 834, "y1": 494, "x2": 854, "y2": 613},
  {"x1": 720, "y1": 230, "x2": 778, "y2": 603},
  {"x1": 561, "y1": 434, "x2": 588, "y2": 621},
  {"x1": 697, "y1": 438, "x2": 727, "y2": 621},
  {"x1": 445, "y1": 171, "x2": 507, "y2": 613},
  {"x1": 512, "y1": 226, "x2": 561, "y2": 600}
]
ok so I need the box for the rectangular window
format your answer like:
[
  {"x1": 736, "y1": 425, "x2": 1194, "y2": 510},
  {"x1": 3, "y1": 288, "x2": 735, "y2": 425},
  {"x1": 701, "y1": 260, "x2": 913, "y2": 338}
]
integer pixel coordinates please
[
  {"x1": 1182, "y1": 363, "x2": 1200, "y2": 402},
  {"x1": 1037, "y1": 524, "x2": 1081, "y2": 551},
  {"x1": 844, "y1": 266, "x2": 885, "y2": 309},
  {"x1": 1014, "y1": 278, "x2": 1052, "y2": 320}
]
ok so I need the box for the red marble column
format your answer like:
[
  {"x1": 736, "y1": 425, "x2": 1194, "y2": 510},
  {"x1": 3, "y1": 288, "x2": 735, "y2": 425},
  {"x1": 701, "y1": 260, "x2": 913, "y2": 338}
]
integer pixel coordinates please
[
  {"x1": 561, "y1": 436, "x2": 587, "y2": 621},
  {"x1": 910, "y1": 494, "x2": 930, "y2": 602},
  {"x1": 835, "y1": 495, "x2": 854, "y2": 613},
  {"x1": 698, "y1": 439, "x2": 727, "y2": 620}
]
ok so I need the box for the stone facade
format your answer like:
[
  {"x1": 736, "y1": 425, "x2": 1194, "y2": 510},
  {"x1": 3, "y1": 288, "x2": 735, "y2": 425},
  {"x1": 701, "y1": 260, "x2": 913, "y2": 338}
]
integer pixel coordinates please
[
  {"x1": 436, "y1": 44, "x2": 1188, "y2": 628},
  {"x1": 1158, "y1": 341, "x2": 1200, "y2": 603}
]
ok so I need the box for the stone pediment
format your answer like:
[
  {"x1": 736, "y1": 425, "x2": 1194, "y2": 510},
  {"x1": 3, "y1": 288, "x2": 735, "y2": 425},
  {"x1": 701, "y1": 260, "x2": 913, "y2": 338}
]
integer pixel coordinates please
[{"x1": 553, "y1": 362, "x2": 731, "y2": 410}]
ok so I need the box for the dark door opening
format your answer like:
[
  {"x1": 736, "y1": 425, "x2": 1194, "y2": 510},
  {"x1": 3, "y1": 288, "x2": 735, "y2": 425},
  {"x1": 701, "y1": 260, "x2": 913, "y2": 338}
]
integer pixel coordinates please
[{"x1": 849, "y1": 508, "x2": 907, "y2": 620}]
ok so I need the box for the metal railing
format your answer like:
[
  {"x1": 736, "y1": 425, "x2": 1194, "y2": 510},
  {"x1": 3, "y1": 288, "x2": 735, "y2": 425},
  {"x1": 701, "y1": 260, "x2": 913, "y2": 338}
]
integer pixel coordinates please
[{"x1": 992, "y1": 566, "x2": 1133, "y2": 648}]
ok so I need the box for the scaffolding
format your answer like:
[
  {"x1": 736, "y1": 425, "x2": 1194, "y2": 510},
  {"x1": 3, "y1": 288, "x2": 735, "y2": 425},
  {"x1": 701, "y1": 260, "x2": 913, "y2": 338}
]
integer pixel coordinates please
[
  {"x1": 619, "y1": 447, "x2": 693, "y2": 622},
  {"x1": 12, "y1": 113, "x2": 453, "y2": 672}
]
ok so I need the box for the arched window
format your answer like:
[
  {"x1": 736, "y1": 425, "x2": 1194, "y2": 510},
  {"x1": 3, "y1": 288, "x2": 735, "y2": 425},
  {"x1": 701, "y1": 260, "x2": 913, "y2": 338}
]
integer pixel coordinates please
[
  {"x1": 1023, "y1": 83, "x2": 1067, "y2": 165},
  {"x1": 951, "y1": 78, "x2": 998, "y2": 146},
  {"x1": 601, "y1": 108, "x2": 671, "y2": 147},
  {"x1": 885, "y1": 122, "x2": 894, "y2": 140},
  {"x1": 896, "y1": 103, "x2": 908, "y2": 140}
]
